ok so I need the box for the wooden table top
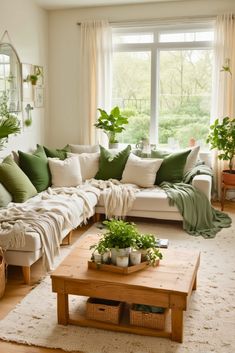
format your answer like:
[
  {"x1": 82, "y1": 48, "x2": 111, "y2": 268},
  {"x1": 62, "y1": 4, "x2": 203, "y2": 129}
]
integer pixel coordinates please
[{"x1": 51, "y1": 233, "x2": 200, "y2": 296}]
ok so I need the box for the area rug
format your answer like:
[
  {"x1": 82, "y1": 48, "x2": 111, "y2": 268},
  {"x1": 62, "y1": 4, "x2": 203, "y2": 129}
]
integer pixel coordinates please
[{"x1": 0, "y1": 215, "x2": 235, "y2": 353}]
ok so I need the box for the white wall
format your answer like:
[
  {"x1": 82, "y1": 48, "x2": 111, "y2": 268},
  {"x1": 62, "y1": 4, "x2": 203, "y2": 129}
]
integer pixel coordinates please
[
  {"x1": 0, "y1": 0, "x2": 48, "y2": 157},
  {"x1": 48, "y1": 0, "x2": 235, "y2": 148}
]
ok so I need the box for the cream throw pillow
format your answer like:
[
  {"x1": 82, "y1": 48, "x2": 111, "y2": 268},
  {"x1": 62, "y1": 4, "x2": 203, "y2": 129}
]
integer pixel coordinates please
[
  {"x1": 68, "y1": 152, "x2": 99, "y2": 181},
  {"x1": 69, "y1": 144, "x2": 99, "y2": 154},
  {"x1": 121, "y1": 154, "x2": 163, "y2": 188},
  {"x1": 48, "y1": 156, "x2": 82, "y2": 187},
  {"x1": 184, "y1": 145, "x2": 200, "y2": 173}
]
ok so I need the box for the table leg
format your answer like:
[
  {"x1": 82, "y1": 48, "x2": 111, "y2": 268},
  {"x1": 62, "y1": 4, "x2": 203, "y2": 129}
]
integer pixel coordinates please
[
  {"x1": 171, "y1": 308, "x2": 183, "y2": 342},
  {"x1": 57, "y1": 293, "x2": 69, "y2": 325},
  {"x1": 193, "y1": 275, "x2": 197, "y2": 290}
]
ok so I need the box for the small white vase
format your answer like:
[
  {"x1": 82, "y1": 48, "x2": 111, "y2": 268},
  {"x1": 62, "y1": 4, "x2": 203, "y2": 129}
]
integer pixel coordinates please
[
  {"x1": 116, "y1": 255, "x2": 129, "y2": 268},
  {"x1": 102, "y1": 251, "x2": 110, "y2": 264},
  {"x1": 93, "y1": 252, "x2": 102, "y2": 264},
  {"x1": 111, "y1": 247, "x2": 131, "y2": 265},
  {"x1": 130, "y1": 250, "x2": 141, "y2": 265}
]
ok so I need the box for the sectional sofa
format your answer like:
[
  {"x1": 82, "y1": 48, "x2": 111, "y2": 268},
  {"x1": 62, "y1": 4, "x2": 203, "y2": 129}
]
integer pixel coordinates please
[{"x1": 0, "y1": 144, "x2": 212, "y2": 284}]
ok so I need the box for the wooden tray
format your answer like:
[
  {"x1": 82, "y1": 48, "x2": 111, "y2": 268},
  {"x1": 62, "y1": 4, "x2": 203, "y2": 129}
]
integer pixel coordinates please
[{"x1": 87, "y1": 260, "x2": 154, "y2": 274}]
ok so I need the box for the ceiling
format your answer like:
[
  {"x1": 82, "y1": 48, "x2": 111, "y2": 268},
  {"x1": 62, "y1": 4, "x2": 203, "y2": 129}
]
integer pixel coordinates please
[{"x1": 34, "y1": 0, "x2": 186, "y2": 10}]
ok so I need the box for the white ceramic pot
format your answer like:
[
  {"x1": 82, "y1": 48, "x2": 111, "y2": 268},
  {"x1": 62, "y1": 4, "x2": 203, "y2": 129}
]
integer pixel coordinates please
[
  {"x1": 93, "y1": 252, "x2": 102, "y2": 264},
  {"x1": 102, "y1": 251, "x2": 110, "y2": 264},
  {"x1": 130, "y1": 250, "x2": 141, "y2": 265},
  {"x1": 116, "y1": 255, "x2": 129, "y2": 268},
  {"x1": 111, "y1": 247, "x2": 131, "y2": 265}
]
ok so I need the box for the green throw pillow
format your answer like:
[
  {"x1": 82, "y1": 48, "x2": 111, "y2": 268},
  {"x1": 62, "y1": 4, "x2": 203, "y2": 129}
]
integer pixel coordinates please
[
  {"x1": 0, "y1": 156, "x2": 37, "y2": 203},
  {"x1": 95, "y1": 145, "x2": 131, "y2": 180},
  {"x1": 0, "y1": 183, "x2": 12, "y2": 207},
  {"x1": 42, "y1": 144, "x2": 70, "y2": 160},
  {"x1": 151, "y1": 149, "x2": 191, "y2": 184},
  {"x1": 19, "y1": 145, "x2": 51, "y2": 192}
]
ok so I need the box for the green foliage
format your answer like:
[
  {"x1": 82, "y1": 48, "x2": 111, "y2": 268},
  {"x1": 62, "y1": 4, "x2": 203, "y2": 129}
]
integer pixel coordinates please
[
  {"x1": 101, "y1": 219, "x2": 138, "y2": 249},
  {"x1": 90, "y1": 238, "x2": 108, "y2": 255},
  {"x1": 146, "y1": 247, "x2": 163, "y2": 267},
  {"x1": 136, "y1": 233, "x2": 156, "y2": 250},
  {"x1": 94, "y1": 106, "x2": 128, "y2": 143},
  {"x1": 0, "y1": 92, "x2": 20, "y2": 149},
  {"x1": 207, "y1": 117, "x2": 235, "y2": 171}
]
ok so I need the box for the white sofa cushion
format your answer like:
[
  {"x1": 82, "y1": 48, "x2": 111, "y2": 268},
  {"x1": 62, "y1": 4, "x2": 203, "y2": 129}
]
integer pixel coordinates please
[
  {"x1": 48, "y1": 156, "x2": 82, "y2": 187},
  {"x1": 68, "y1": 152, "x2": 99, "y2": 181},
  {"x1": 121, "y1": 154, "x2": 163, "y2": 188},
  {"x1": 69, "y1": 144, "x2": 99, "y2": 154}
]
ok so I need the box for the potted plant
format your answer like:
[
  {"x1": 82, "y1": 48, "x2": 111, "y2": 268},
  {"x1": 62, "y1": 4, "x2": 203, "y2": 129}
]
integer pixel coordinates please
[
  {"x1": 0, "y1": 92, "x2": 20, "y2": 149},
  {"x1": 24, "y1": 66, "x2": 43, "y2": 86},
  {"x1": 136, "y1": 233, "x2": 163, "y2": 266},
  {"x1": 90, "y1": 238, "x2": 110, "y2": 264},
  {"x1": 97, "y1": 219, "x2": 138, "y2": 265},
  {"x1": 207, "y1": 117, "x2": 235, "y2": 185},
  {"x1": 94, "y1": 106, "x2": 128, "y2": 148}
]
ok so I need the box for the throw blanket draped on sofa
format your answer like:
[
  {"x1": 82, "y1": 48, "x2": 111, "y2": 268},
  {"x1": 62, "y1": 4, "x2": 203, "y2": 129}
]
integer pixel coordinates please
[
  {"x1": 0, "y1": 185, "x2": 100, "y2": 270},
  {"x1": 161, "y1": 182, "x2": 232, "y2": 238}
]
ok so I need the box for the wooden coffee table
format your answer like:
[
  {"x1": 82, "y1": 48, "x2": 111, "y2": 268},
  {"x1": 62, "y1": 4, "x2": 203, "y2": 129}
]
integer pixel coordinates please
[{"x1": 51, "y1": 233, "x2": 200, "y2": 343}]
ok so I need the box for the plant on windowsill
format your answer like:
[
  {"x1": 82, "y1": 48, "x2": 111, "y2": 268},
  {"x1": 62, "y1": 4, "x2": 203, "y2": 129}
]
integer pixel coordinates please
[
  {"x1": 206, "y1": 116, "x2": 235, "y2": 186},
  {"x1": 94, "y1": 106, "x2": 128, "y2": 148},
  {"x1": 0, "y1": 92, "x2": 21, "y2": 149}
]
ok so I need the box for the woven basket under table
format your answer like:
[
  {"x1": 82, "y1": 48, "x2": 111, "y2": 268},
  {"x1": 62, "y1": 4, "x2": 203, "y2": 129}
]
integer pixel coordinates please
[
  {"x1": 86, "y1": 297, "x2": 123, "y2": 324},
  {"x1": 130, "y1": 304, "x2": 167, "y2": 330}
]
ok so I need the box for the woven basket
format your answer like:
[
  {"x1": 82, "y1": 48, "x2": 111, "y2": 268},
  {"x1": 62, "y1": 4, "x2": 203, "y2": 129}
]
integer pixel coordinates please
[
  {"x1": 130, "y1": 304, "x2": 167, "y2": 330},
  {"x1": 86, "y1": 298, "x2": 123, "y2": 324},
  {"x1": 0, "y1": 248, "x2": 6, "y2": 299}
]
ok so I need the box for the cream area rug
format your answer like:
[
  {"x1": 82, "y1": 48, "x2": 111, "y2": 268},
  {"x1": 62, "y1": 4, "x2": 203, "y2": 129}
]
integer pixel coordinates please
[{"x1": 0, "y1": 215, "x2": 235, "y2": 353}]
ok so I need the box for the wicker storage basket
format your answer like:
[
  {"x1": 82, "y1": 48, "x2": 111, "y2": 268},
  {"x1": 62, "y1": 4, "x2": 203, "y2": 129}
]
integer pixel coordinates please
[
  {"x1": 0, "y1": 248, "x2": 6, "y2": 299},
  {"x1": 86, "y1": 298, "x2": 123, "y2": 324},
  {"x1": 130, "y1": 304, "x2": 167, "y2": 330}
]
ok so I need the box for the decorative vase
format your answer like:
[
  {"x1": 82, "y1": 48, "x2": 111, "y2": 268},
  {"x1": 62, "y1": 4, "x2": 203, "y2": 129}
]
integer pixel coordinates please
[
  {"x1": 102, "y1": 251, "x2": 110, "y2": 264},
  {"x1": 111, "y1": 247, "x2": 131, "y2": 265},
  {"x1": 130, "y1": 250, "x2": 141, "y2": 265},
  {"x1": 116, "y1": 255, "x2": 129, "y2": 268},
  {"x1": 93, "y1": 252, "x2": 102, "y2": 264}
]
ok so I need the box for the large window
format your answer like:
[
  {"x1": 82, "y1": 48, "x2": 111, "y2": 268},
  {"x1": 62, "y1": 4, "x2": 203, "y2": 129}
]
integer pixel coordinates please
[{"x1": 112, "y1": 25, "x2": 214, "y2": 149}]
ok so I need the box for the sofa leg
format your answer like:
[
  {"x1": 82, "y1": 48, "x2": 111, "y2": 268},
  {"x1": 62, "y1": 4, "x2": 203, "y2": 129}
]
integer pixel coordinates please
[
  {"x1": 93, "y1": 213, "x2": 101, "y2": 222},
  {"x1": 67, "y1": 230, "x2": 73, "y2": 245},
  {"x1": 22, "y1": 266, "x2": 31, "y2": 285}
]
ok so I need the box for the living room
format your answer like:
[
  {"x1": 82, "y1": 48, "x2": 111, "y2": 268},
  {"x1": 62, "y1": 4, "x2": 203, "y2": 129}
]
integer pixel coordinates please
[{"x1": 0, "y1": 0, "x2": 234, "y2": 352}]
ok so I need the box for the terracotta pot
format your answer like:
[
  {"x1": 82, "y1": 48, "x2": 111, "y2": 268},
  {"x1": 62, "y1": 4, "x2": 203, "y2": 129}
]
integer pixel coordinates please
[{"x1": 222, "y1": 170, "x2": 235, "y2": 186}]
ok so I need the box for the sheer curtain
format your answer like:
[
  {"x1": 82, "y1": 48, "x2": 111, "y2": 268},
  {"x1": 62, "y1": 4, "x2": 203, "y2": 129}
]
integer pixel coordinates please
[
  {"x1": 210, "y1": 14, "x2": 235, "y2": 198},
  {"x1": 79, "y1": 20, "x2": 112, "y2": 145}
]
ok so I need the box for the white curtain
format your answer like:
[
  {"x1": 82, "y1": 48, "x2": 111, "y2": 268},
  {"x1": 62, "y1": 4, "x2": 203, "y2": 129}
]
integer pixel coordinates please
[
  {"x1": 79, "y1": 20, "x2": 112, "y2": 145},
  {"x1": 210, "y1": 13, "x2": 235, "y2": 198}
]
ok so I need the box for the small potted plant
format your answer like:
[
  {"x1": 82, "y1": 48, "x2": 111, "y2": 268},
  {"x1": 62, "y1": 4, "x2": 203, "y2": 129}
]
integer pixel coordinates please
[
  {"x1": 0, "y1": 92, "x2": 20, "y2": 149},
  {"x1": 207, "y1": 117, "x2": 235, "y2": 185},
  {"x1": 90, "y1": 238, "x2": 110, "y2": 264},
  {"x1": 136, "y1": 233, "x2": 163, "y2": 266},
  {"x1": 94, "y1": 106, "x2": 129, "y2": 148}
]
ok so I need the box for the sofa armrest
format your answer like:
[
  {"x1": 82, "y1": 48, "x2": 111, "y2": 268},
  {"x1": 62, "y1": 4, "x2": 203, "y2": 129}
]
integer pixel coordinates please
[{"x1": 192, "y1": 174, "x2": 212, "y2": 201}]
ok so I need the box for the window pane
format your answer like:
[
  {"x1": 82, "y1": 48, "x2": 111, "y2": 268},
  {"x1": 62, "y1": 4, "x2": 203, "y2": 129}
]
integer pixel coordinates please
[
  {"x1": 158, "y1": 50, "x2": 213, "y2": 149},
  {"x1": 159, "y1": 31, "x2": 214, "y2": 43},
  {"x1": 113, "y1": 33, "x2": 154, "y2": 44},
  {"x1": 112, "y1": 51, "x2": 151, "y2": 144}
]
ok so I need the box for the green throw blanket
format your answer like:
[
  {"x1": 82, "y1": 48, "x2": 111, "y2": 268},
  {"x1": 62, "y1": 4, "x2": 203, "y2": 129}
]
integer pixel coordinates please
[{"x1": 161, "y1": 182, "x2": 231, "y2": 238}]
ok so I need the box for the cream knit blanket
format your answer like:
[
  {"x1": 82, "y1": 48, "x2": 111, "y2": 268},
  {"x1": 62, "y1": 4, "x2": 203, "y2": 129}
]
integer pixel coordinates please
[
  {"x1": 0, "y1": 185, "x2": 100, "y2": 270},
  {"x1": 86, "y1": 179, "x2": 139, "y2": 219}
]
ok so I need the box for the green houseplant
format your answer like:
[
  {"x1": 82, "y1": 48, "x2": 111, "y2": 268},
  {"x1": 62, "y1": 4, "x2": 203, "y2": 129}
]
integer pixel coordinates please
[
  {"x1": 0, "y1": 92, "x2": 20, "y2": 149},
  {"x1": 207, "y1": 117, "x2": 235, "y2": 173},
  {"x1": 94, "y1": 106, "x2": 128, "y2": 148},
  {"x1": 136, "y1": 233, "x2": 163, "y2": 266}
]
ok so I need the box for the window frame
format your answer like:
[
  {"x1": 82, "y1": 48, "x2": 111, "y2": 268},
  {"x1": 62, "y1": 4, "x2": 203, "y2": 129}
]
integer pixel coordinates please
[{"x1": 112, "y1": 22, "x2": 214, "y2": 145}]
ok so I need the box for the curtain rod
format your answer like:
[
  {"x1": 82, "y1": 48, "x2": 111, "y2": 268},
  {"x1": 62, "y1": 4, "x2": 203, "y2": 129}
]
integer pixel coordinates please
[{"x1": 76, "y1": 15, "x2": 216, "y2": 26}]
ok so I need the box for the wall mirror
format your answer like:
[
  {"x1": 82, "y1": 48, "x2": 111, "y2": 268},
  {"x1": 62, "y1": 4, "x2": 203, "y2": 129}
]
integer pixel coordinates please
[{"x1": 0, "y1": 42, "x2": 22, "y2": 112}]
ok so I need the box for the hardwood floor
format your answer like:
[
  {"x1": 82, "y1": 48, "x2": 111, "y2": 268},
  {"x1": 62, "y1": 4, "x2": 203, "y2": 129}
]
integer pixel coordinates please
[{"x1": 0, "y1": 203, "x2": 234, "y2": 352}]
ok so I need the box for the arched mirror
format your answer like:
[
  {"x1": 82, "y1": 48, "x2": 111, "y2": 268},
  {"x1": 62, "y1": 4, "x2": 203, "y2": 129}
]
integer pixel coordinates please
[{"x1": 0, "y1": 42, "x2": 22, "y2": 112}]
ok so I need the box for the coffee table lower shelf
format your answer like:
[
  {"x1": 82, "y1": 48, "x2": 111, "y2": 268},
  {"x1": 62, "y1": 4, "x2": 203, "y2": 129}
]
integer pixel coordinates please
[{"x1": 68, "y1": 308, "x2": 172, "y2": 339}]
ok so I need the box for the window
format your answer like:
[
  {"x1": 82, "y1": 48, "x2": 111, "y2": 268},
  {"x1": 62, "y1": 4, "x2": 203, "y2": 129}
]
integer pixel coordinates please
[{"x1": 112, "y1": 24, "x2": 214, "y2": 149}]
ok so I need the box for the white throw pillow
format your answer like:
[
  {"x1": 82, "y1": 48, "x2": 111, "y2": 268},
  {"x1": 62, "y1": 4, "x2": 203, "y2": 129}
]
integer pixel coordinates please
[
  {"x1": 68, "y1": 152, "x2": 99, "y2": 181},
  {"x1": 69, "y1": 144, "x2": 99, "y2": 154},
  {"x1": 184, "y1": 146, "x2": 200, "y2": 173},
  {"x1": 48, "y1": 156, "x2": 82, "y2": 187},
  {"x1": 121, "y1": 154, "x2": 163, "y2": 188}
]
